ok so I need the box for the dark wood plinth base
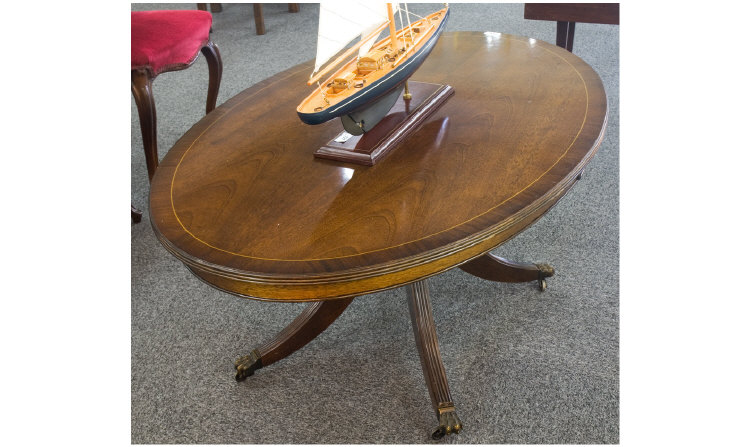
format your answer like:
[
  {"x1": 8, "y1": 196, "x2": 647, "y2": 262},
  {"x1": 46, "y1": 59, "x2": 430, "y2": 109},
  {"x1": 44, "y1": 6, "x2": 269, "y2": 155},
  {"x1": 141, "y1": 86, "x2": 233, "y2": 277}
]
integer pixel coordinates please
[{"x1": 314, "y1": 81, "x2": 454, "y2": 166}]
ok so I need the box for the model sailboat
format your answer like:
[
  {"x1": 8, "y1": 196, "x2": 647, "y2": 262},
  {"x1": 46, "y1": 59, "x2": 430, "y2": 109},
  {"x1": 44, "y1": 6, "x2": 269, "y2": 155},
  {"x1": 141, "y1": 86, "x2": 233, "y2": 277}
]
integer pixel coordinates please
[{"x1": 297, "y1": 2, "x2": 450, "y2": 135}]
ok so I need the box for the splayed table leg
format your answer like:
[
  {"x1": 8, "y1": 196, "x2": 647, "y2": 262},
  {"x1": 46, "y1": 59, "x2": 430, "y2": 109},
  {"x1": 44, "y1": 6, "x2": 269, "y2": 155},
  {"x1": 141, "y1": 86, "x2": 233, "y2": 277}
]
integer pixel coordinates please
[
  {"x1": 459, "y1": 252, "x2": 555, "y2": 291},
  {"x1": 235, "y1": 297, "x2": 354, "y2": 381}
]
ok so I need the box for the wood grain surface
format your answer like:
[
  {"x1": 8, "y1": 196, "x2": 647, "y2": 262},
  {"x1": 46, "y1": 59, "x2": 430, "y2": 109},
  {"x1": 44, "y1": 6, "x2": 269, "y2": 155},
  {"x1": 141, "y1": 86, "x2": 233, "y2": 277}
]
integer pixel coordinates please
[{"x1": 149, "y1": 32, "x2": 608, "y2": 301}]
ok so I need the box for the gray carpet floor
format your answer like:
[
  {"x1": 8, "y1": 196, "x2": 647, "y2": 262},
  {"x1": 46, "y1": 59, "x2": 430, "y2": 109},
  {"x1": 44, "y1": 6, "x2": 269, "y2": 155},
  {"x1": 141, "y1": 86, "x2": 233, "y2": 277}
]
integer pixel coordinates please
[{"x1": 131, "y1": 3, "x2": 619, "y2": 444}]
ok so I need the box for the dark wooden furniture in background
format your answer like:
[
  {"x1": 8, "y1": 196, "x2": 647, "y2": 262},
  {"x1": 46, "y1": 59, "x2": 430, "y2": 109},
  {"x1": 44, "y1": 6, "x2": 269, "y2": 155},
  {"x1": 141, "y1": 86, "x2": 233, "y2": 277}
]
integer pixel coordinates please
[
  {"x1": 198, "y1": 3, "x2": 300, "y2": 35},
  {"x1": 131, "y1": 10, "x2": 223, "y2": 222},
  {"x1": 131, "y1": 205, "x2": 142, "y2": 223},
  {"x1": 252, "y1": 4, "x2": 266, "y2": 35},
  {"x1": 197, "y1": 3, "x2": 222, "y2": 13},
  {"x1": 524, "y1": 3, "x2": 619, "y2": 52},
  {"x1": 149, "y1": 32, "x2": 608, "y2": 438}
]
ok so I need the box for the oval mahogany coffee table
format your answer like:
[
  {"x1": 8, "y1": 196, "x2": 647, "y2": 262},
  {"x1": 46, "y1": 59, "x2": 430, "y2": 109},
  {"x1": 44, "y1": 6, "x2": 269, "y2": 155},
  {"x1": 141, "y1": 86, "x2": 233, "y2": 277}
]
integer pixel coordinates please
[{"x1": 149, "y1": 31, "x2": 607, "y2": 440}]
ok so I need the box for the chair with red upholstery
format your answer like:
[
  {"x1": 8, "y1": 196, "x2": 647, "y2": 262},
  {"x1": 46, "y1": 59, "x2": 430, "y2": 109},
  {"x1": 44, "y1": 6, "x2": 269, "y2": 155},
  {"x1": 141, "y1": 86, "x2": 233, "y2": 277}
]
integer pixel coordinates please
[{"x1": 131, "y1": 10, "x2": 222, "y2": 221}]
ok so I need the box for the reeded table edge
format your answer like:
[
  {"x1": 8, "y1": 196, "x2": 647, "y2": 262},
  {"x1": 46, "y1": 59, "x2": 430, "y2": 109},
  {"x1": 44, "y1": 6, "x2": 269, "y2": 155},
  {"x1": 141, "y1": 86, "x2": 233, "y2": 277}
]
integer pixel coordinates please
[{"x1": 150, "y1": 106, "x2": 606, "y2": 301}]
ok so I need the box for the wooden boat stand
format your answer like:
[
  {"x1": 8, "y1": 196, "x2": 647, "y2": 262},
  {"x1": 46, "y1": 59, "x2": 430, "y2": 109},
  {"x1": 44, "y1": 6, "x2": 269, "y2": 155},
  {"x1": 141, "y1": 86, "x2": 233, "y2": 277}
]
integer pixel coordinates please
[
  {"x1": 314, "y1": 81, "x2": 454, "y2": 166},
  {"x1": 235, "y1": 253, "x2": 555, "y2": 439}
]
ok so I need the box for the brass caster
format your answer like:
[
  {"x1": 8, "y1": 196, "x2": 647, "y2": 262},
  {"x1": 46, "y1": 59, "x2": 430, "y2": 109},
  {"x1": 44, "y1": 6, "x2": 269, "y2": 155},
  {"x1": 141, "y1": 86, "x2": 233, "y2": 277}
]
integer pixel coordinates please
[
  {"x1": 538, "y1": 278, "x2": 547, "y2": 291},
  {"x1": 431, "y1": 407, "x2": 462, "y2": 440},
  {"x1": 234, "y1": 349, "x2": 262, "y2": 381},
  {"x1": 535, "y1": 263, "x2": 554, "y2": 292}
]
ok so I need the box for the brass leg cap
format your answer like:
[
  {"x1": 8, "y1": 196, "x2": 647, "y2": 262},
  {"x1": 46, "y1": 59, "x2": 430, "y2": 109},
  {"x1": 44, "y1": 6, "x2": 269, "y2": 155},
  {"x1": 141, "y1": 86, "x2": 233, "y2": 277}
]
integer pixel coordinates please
[
  {"x1": 432, "y1": 408, "x2": 463, "y2": 439},
  {"x1": 234, "y1": 349, "x2": 262, "y2": 381},
  {"x1": 535, "y1": 263, "x2": 555, "y2": 291}
]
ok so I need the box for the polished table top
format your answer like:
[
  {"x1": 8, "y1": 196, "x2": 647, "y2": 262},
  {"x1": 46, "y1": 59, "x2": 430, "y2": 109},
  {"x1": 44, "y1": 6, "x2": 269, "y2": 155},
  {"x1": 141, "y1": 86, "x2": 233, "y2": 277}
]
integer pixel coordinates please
[{"x1": 149, "y1": 31, "x2": 608, "y2": 301}]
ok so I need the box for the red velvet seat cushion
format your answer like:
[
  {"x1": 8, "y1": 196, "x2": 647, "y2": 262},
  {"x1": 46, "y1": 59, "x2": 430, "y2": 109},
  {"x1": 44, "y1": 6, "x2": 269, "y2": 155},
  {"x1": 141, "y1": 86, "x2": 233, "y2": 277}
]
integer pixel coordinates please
[{"x1": 131, "y1": 10, "x2": 213, "y2": 76}]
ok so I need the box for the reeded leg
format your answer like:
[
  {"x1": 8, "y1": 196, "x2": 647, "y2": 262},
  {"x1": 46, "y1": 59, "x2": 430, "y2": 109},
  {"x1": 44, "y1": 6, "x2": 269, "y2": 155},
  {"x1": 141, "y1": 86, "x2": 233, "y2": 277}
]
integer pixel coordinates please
[
  {"x1": 201, "y1": 41, "x2": 223, "y2": 114},
  {"x1": 235, "y1": 297, "x2": 354, "y2": 381},
  {"x1": 131, "y1": 69, "x2": 159, "y2": 182},
  {"x1": 407, "y1": 280, "x2": 463, "y2": 440},
  {"x1": 459, "y1": 252, "x2": 554, "y2": 291}
]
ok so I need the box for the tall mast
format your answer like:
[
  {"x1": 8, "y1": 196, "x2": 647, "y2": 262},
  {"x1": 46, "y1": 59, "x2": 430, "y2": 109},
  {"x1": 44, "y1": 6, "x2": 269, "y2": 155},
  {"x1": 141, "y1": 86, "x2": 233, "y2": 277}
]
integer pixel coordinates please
[{"x1": 386, "y1": 3, "x2": 399, "y2": 53}]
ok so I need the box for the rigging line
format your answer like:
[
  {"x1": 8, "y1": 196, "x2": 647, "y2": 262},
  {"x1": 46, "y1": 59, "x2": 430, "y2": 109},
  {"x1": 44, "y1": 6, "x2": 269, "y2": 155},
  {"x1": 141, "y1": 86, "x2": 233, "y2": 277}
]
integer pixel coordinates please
[
  {"x1": 320, "y1": 6, "x2": 386, "y2": 30},
  {"x1": 404, "y1": 3, "x2": 414, "y2": 46},
  {"x1": 316, "y1": 81, "x2": 330, "y2": 104},
  {"x1": 404, "y1": 7, "x2": 428, "y2": 22},
  {"x1": 354, "y1": 2, "x2": 392, "y2": 20}
]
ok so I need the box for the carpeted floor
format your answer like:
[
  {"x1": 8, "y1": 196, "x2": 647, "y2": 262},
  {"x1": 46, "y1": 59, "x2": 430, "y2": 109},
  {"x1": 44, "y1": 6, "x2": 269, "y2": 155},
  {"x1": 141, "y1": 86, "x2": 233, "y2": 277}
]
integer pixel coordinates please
[{"x1": 131, "y1": 3, "x2": 619, "y2": 444}]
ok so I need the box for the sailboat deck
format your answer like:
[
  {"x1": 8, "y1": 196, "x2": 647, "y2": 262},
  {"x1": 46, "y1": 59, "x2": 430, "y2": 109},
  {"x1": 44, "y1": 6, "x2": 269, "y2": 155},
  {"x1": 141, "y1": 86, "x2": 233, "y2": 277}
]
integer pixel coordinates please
[{"x1": 297, "y1": 8, "x2": 448, "y2": 115}]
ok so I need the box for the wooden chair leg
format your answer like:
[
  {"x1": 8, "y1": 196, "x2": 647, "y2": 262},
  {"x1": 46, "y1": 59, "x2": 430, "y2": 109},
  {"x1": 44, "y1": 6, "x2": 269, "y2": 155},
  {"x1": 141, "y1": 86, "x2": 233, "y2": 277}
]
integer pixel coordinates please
[
  {"x1": 556, "y1": 20, "x2": 576, "y2": 52},
  {"x1": 201, "y1": 41, "x2": 223, "y2": 114},
  {"x1": 235, "y1": 297, "x2": 354, "y2": 381},
  {"x1": 253, "y1": 4, "x2": 265, "y2": 35},
  {"x1": 131, "y1": 204, "x2": 143, "y2": 223},
  {"x1": 288, "y1": 3, "x2": 299, "y2": 13},
  {"x1": 131, "y1": 69, "x2": 158, "y2": 183},
  {"x1": 459, "y1": 252, "x2": 555, "y2": 291},
  {"x1": 407, "y1": 280, "x2": 463, "y2": 439}
]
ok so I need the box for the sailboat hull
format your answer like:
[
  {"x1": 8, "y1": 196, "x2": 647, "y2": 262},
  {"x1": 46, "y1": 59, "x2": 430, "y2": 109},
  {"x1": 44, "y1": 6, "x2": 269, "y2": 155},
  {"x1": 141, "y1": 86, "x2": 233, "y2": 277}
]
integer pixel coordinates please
[
  {"x1": 341, "y1": 84, "x2": 405, "y2": 135},
  {"x1": 298, "y1": 7, "x2": 450, "y2": 127}
]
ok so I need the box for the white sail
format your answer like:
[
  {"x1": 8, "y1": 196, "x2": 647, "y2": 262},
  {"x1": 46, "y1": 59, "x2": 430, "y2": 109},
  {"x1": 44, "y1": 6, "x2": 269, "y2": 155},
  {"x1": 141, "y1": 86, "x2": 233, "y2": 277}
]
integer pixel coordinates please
[{"x1": 313, "y1": 1, "x2": 389, "y2": 75}]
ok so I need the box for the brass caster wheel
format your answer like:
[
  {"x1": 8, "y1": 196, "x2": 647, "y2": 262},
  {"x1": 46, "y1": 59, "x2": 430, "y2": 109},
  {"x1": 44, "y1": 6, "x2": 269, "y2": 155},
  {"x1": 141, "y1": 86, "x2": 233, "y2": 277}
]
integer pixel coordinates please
[
  {"x1": 535, "y1": 263, "x2": 554, "y2": 292},
  {"x1": 538, "y1": 278, "x2": 547, "y2": 291},
  {"x1": 234, "y1": 349, "x2": 262, "y2": 381},
  {"x1": 431, "y1": 427, "x2": 446, "y2": 440}
]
